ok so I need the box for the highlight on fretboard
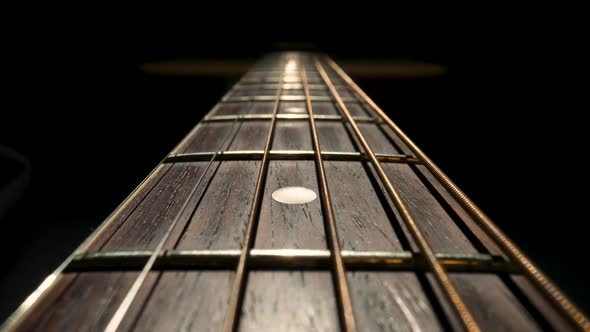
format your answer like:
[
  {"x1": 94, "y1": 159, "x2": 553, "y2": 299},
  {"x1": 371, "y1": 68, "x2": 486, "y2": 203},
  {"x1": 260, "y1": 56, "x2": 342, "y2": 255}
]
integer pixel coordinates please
[{"x1": 2, "y1": 52, "x2": 587, "y2": 332}]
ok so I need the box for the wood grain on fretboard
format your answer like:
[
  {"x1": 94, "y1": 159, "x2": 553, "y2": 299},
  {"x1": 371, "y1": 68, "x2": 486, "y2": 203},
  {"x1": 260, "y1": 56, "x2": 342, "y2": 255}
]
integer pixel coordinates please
[{"x1": 8, "y1": 54, "x2": 576, "y2": 332}]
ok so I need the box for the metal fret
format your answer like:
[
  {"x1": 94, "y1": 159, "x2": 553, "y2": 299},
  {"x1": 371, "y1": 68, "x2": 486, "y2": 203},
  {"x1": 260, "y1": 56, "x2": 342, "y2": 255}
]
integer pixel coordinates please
[
  {"x1": 241, "y1": 70, "x2": 321, "y2": 76},
  {"x1": 231, "y1": 83, "x2": 327, "y2": 90},
  {"x1": 223, "y1": 55, "x2": 288, "y2": 332},
  {"x1": 302, "y1": 62, "x2": 357, "y2": 331},
  {"x1": 238, "y1": 80, "x2": 324, "y2": 86},
  {"x1": 103, "y1": 118, "x2": 240, "y2": 332},
  {"x1": 5, "y1": 53, "x2": 579, "y2": 332},
  {"x1": 165, "y1": 151, "x2": 419, "y2": 164},
  {"x1": 0, "y1": 158, "x2": 176, "y2": 332},
  {"x1": 67, "y1": 250, "x2": 515, "y2": 273},
  {"x1": 316, "y1": 58, "x2": 481, "y2": 332},
  {"x1": 203, "y1": 114, "x2": 380, "y2": 123},
  {"x1": 222, "y1": 95, "x2": 357, "y2": 102},
  {"x1": 325, "y1": 57, "x2": 590, "y2": 332}
]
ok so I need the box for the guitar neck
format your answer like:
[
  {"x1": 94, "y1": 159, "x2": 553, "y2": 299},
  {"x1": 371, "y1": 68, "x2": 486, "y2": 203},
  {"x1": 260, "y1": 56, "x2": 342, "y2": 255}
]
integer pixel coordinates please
[{"x1": 3, "y1": 52, "x2": 587, "y2": 332}]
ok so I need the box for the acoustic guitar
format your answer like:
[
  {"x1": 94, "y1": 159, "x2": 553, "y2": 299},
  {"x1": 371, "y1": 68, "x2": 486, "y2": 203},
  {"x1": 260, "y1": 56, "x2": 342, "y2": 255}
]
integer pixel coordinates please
[{"x1": 2, "y1": 52, "x2": 587, "y2": 332}]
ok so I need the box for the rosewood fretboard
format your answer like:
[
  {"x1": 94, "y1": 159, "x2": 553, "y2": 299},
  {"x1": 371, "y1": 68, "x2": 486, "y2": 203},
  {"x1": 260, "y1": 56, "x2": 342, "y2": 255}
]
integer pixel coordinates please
[{"x1": 2, "y1": 53, "x2": 588, "y2": 332}]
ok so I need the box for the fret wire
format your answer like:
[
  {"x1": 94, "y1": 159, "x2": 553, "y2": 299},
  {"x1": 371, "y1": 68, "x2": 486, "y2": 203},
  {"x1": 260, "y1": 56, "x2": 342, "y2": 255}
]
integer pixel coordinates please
[
  {"x1": 8, "y1": 54, "x2": 581, "y2": 332},
  {"x1": 67, "y1": 250, "x2": 515, "y2": 274},
  {"x1": 222, "y1": 55, "x2": 289, "y2": 332},
  {"x1": 179, "y1": 98, "x2": 255, "y2": 154},
  {"x1": 0, "y1": 162, "x2": 173, "y2": 332},
  {"x1": 325, "y1": 57, "x2": 590, "y2": 332},
  {"x1": 170, "y1": 122, "x2": 204, "y2": 155},
  {"x1": 202, "y1": 74, "x2": 253, "y2": 119},
  {"x1": 243, "y1": 70, "x2": 321, "y2": 75},
  {"x1": 220, "y1": 74, "x2": 255, "y2": 101},
  {"x1": 204, "y1": 98, "x2": 232, "y2": 118},
  {"x1": 222, "y1": 95, "x2": 356, "y2": 102},
  {"x1": 1, "y1": 55, "x2": 290, "y2": 332},
  {"x1": 165, "y1": 151, "x2": 419, "y2": 164},
  {"x1": 0, "y1": 132, "x2": 195, "y2": 332},
  {"x1": 93, "y1": 166, "x2": 178, "y2": 253},
  {"x1": 232, "y1": 83, "x2": 327, "y2": 90},
  {"x1": 103, "y1": 117, "x2": 241, "y2": 332},
  {"x1": 302, "y1": 62, "x2": 357, "y2": 331},
  {"x1": 315, "y1": 58, "x2": 481, "y2": 332},
  {"x1": 237, "y1": 80, "x2": 328, "y2": 87},
  {"x1": 203, "y1": 114, "x2": 381, "y2": 123},
  {"x1": 239, "y1": 75, "x2": 320, "y2": 84}
]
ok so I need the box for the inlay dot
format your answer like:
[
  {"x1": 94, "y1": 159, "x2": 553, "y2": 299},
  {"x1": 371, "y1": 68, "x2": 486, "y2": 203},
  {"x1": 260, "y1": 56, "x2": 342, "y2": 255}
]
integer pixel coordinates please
[{"x1": 272, "y1": 186, "x2": 317, "y2": 204}]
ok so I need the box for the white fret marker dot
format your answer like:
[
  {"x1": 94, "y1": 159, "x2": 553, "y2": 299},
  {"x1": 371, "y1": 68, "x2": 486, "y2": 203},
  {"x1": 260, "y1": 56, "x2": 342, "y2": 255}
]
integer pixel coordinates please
[{"x1": 272, "y1": 186, "x2": 317, "y2": 205}]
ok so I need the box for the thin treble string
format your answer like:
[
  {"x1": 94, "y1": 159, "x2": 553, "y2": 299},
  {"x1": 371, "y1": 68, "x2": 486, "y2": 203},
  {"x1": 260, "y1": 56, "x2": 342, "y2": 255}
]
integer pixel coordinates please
[
  {"x1": 104, "y1": 116, "x2": 241, "y2": 332},
  {"x1": 301, "y1": 57, "x2": 357, "y2": 332},
  {"x1": 222, "y1": 53, "x2": 289, "y2": 332}
]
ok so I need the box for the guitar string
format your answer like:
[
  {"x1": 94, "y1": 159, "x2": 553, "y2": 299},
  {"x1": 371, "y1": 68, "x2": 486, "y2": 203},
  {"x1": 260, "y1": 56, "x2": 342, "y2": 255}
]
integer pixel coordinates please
[
  {"x1": 91, "y1": 166, "x2": 176, "y2": 252},
  {"x1": 5, "y1": 53, "x2": 580, "y2": 330},
  {"x1": 222, "y1": 53, "x2": 289, "y2": 332},
  {"x1": 324, "y1": 56, "x2": 590, "y2": 331},
  {"x1": 301, "y1": 57, "x2": 357, "y2": 332},
  {"x1": 314, "y1": 57, "x2": 481, "y2": 332},
  {"x1": 103, "y1": 116, "x2": 241, "y2": 332},
  {"x1": 0, "y1": 150, "x2": 182, "y2": 331}
]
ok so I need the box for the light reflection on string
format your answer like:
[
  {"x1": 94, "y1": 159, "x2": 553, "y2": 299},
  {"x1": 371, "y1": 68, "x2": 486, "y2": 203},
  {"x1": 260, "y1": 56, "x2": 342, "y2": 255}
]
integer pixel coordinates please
[{"x1": 103, "y1": 117, "x2": 241, "y2": 332}]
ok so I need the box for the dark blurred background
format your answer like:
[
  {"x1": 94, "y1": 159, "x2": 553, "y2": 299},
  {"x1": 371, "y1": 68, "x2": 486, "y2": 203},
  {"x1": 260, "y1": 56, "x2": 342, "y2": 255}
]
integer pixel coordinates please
[{"x1": 1, "y1": 3, "x2": 589, "y2": 321}]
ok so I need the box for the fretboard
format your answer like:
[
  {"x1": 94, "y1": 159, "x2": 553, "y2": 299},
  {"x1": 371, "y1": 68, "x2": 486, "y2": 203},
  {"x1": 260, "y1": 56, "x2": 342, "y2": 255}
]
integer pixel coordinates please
[{"x1": 2, "y1": 52, "x2": 587, "y2": 332}]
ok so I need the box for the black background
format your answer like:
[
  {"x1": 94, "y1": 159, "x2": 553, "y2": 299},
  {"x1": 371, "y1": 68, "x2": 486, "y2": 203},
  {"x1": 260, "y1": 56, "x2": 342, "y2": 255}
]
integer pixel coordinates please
[{"x1": 1, "y1": 3, "x2": 589, "y2": 322}]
